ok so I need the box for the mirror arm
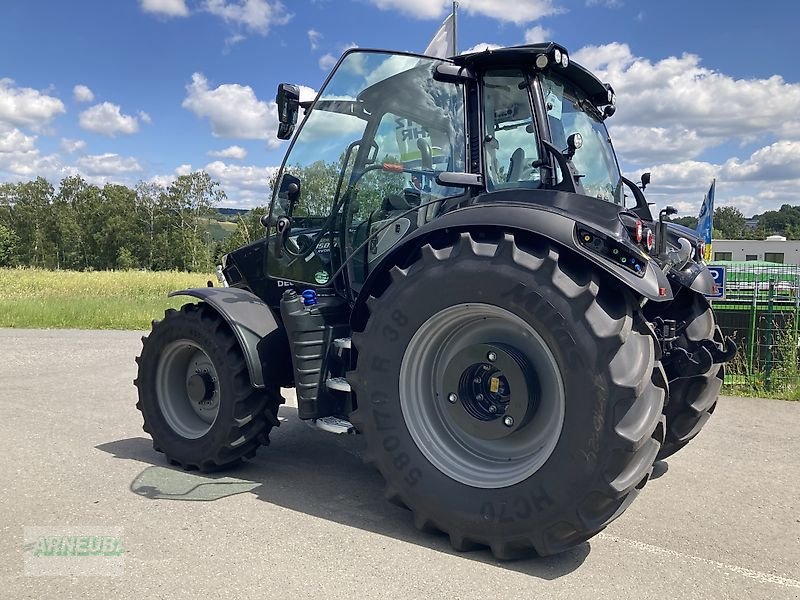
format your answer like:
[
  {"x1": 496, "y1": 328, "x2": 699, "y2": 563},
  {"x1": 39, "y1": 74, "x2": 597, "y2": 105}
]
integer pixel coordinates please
[
  {"x1": 620, "y1": 176, "x2": 654, "y2": 220},
  {"x1": 540, "y1": 140, "x2": 579, "y2": 193}
]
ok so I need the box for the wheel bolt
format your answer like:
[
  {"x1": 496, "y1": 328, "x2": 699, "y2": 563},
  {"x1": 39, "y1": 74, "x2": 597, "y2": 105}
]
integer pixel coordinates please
[
  {"x1": 488, "y1": 405, "x2": 497, "y2": 414},
  {"x1": 487, "y1": 351, "x2": 497, "y2": 362},
  {"x1": 476, "y1": 393, "x2": 484, "y2": 401},
  {"x1": 503, "y1": 415, "x2": 514, "y2": 427},
  {"x1": 473, "y1": 377, "x2": 481, "y2": 383},
  {"x1": 447, "y1": 393, "x2": 458, "y2": 403}
]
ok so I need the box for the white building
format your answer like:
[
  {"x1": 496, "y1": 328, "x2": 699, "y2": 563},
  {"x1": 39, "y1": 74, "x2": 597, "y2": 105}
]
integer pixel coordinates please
[{"x1": 711, "y1": 236, "x2": 800, "y2": 264}]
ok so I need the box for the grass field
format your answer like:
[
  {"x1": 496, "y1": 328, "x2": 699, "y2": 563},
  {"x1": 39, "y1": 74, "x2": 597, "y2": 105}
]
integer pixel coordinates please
[{"x1": 0, "y1": 269, "x2": 212, "y2": 330}]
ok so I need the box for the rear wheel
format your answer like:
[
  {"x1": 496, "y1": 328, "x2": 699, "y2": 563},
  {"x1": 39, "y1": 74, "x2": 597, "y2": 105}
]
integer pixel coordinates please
[
  {"x1": 135, "y1": 302, "x2": 281, "y2": 471},
  {"x1": 349, "y1": 232, "x2": 666, "y2": 558}
]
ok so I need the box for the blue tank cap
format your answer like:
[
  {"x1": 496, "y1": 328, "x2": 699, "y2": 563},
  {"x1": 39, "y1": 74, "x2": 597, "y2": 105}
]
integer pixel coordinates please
[{"x1": 302, "y1": 289, "x2": 318, "y2": 306}]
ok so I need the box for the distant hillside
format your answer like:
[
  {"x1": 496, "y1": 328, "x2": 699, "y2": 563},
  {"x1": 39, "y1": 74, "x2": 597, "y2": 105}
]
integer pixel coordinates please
[{"x1": 217, "y1": 208, "x2": 250, "y2": 217}]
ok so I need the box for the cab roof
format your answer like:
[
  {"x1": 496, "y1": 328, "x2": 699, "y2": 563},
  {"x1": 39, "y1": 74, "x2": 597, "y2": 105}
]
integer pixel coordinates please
[{"x1": 454, "y1": 42, "x2": 612, "y2": 106}]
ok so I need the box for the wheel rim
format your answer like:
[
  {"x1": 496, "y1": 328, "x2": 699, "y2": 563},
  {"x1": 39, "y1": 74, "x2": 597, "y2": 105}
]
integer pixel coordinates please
[
  {"x1": 399, "y1": 304, "x2": 565, "y2": 489},
  {"x1": 156, "y1": 339, "x2": 220, "y2": 439}
]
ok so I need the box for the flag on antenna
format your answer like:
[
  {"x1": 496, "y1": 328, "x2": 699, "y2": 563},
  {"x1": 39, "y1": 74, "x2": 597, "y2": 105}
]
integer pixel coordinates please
[
  {"x1": 695, "y1": 179, "x2": 716, "y2": 261},
  {"x1": 424, "y1": 3, "x2": 458, "y2": 58}
]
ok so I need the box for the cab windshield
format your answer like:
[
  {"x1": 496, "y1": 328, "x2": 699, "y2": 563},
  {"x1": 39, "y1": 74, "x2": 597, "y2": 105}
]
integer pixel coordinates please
[{"x1": 540, "y1": 73, "x2": 622, "y2": 204}]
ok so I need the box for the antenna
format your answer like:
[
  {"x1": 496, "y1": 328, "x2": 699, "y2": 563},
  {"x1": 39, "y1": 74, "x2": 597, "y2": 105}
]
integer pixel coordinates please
[{"x1": 453, "y1": 1, "x2": 459, "y2": 56}]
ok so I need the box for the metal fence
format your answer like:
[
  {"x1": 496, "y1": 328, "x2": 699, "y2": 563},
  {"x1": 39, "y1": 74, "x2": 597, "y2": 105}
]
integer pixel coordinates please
[{"x1": 711, "y1": 261, "x2": 800, "y2": 398}]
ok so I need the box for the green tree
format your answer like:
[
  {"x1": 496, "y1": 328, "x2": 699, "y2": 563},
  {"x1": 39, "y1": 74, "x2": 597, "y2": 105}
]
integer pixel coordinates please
[
  {"x1": 714, "y1": 206, "x2": 745, "y2": 239},
  {"x1": 758, "y1": 205, "x2": 800, "y2": 236},
  {"x1": 672, "y1": 216, "x2": 698, "y2": 229},
  {"x1": 0, "y1": 222, "x2": 18, "y2": 266},
  {"x1": 222, "y1": 207, "x2": 268, "y2": 255},
  {"x1": 10, "y1": 177, "x2": 55, "y2": 267},
  {"x1": 165, "y1": 171, "x2": 225, "y2": 272},
  {"x1": 135, "y1": 181, "x2": 167, "y2": 270}
]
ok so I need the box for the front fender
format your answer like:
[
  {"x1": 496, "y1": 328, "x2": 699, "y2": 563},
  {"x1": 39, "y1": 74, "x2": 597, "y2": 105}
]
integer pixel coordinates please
[
  {"x1": 169, "y1": 287, "x2": 283, "y2": 388},
  {"x1": 357, "y1": 204, "x2": 672, "y2": 311}
]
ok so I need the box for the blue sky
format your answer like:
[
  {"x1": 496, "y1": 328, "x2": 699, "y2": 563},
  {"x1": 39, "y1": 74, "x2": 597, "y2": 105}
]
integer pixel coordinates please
[{"x1": 1, "y1": 0, "x2": 799, "y2": 216}]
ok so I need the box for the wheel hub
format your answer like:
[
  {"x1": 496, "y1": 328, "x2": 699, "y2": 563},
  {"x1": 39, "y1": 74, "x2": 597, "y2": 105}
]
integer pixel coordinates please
[
  {"x1": 187, "y1": 372, "x2": 216, "y2": 404},
  {"x1": 156, "y1": 340, "x2": 221, "y2": 439},
  {"x1": 443, "y1": 344, "x2": 536, "y2": 440}
]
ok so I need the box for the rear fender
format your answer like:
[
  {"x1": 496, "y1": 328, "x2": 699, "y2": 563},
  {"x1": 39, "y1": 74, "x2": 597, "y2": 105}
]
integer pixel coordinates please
[
  {"x1": 354, "y1": 204, "x2": 672, "y2": 320},
  {"x1": 169, "y1": 287, "x2": 290, "y2": 388}
]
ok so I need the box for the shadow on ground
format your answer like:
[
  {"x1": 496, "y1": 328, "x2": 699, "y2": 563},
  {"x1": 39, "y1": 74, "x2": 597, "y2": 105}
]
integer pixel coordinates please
[{"x1": 96, "y1": 406, "x2": 590, "y2": 579}]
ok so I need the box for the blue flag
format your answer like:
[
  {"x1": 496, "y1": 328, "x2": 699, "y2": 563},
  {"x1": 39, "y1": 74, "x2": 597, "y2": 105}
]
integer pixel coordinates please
[{"x1": 696, "y1": 179, "x2": 715, "y2": 261}]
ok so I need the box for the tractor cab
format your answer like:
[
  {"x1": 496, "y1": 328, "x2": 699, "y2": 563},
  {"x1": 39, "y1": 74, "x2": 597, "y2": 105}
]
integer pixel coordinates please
[{"x1": 261, "y1": 44, "x2": 643, "y2": 303}]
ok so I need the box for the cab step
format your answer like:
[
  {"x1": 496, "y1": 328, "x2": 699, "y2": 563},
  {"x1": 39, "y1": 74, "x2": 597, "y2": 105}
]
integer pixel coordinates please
[
  {"x1": 312, "y1": 416, "x2": 355, "y2": 435},
  {"x1": 333, "y1": 337, "x2": 351, "y2": 350},
  {"x1": 326, "y1": 377, "x2": 351, "y2": 393}
]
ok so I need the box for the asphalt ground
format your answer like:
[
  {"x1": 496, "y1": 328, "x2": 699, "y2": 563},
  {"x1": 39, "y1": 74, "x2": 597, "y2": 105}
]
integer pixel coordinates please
[{"x1": 1, "y1": 328, "x2": 798, "y2": 599}]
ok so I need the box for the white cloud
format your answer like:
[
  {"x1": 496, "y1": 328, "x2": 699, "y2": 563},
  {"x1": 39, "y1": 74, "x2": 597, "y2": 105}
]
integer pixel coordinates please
[
  {"x1": 205, "y1": 160, "x2": 277, "y2": 191},
  {"x1": 140, "y1": 0, "x2": 189, "y2": 17},
  {"x1": 0, "y1": 149, "x2": 67, "y2": 180},
  {"x1": 0, "y1": 124, "x2": 37, "y2": 153},
  {"x1": 204, "y1": 160, "x2": 279, "y2": 206},
  {"x1": 628, "y1": 141, "x2": 800, "y2": 217},
  {"x1": 366, "y1": 0, "x2": 562, "y2": 23},
  {"x1": 175, "y1": 163, "x2": 193, "y2": 176},
  {"x1": 182, "y1": 72, "x2": 314, "y2": 148},
  {"x1": 79, "y1": 102, "x2": 140, "y2": 136},
  {"x1": 610, "y1": 125, "x2": 717, "y2": 163},
  {"x1": 202, "y1": 0, "x2": 292, "y2": 34},
  {"x1": 209, "y1": 145, "x2": 248, "y2": 159},
  {"x1": 0, "y1": 78, "x2": 65, "y2": 129},
  {"x1": 319, "y1": 53, "x2": 337, "y2": 71},
  {"x1": 722, "y1": 141, "x2": 800, "y2": 183},
  {"x1": 147, "y1": 174, "x2": 174, "y2": 188},
  {"x1": 182, "y1": 72, "x2": 277, "y2": 141},
  {"x1": 461, "y1": 0, "x2": 562, "y2": 23},
  {"x1": 524, "y1": 25, "x2": 552, "y2": 44},
  {"x1": 308, "y1": 29, "x2": 322, "y2": 50},
  {"x1": 138, "y1": 110, "x2": 152, "y2": 124},
  {"x1": 73, "y1": 84, "x2": 94, "y2": 103},
  {"x1": 574, "y1": 43, "x2": 800, "y2": 142},
  {"x1": 76, "y1": 153, "x2": 143, "y2": 176},
  {"x1": 60, "y1": 138, "x2": 87, "y2": 154}
]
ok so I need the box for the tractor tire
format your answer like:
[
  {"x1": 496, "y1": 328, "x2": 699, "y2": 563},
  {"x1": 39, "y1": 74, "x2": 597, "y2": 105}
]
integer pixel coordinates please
[
  {"x1": 134, "y1": 302, "x2": 281, "y2": 471},
  {"x1": 656, "y1": 292, "x2": 725, "y2": 460},
  {"x1": 348, "y1": 232, "x2": 665, "y2": 559}
]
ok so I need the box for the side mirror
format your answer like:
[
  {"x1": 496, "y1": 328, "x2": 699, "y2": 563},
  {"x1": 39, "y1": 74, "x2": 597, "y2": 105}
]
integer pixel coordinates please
[
  {"x1": 640, "y1": 172, "x2": 651, "y2": 190},
  {"x1": 277, "y1": 174, "x2": 301, "y2": 214},
  {"x1": 565, "y1": 133, "x2": 583, "y2": 159},
  {"x1": 276, "y1": 83, "x2": 300, "y2": 140}
]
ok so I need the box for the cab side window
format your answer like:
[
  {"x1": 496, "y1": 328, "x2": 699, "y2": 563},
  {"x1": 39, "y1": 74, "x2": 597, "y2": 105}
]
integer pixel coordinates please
[{"x1": 483, "y1": 70, "x2": 541, "y2": 191}]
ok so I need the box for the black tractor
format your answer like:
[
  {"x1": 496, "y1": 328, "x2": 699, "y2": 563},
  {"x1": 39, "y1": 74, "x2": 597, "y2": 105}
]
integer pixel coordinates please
[{"x1": 135, "y1": 44, "x2": 736, "y2": 558}]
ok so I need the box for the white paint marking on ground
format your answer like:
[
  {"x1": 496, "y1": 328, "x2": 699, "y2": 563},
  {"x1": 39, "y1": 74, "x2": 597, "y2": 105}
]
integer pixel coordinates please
[{"x1": 599, "y1": 533, "x2": 800, "y2": 590}]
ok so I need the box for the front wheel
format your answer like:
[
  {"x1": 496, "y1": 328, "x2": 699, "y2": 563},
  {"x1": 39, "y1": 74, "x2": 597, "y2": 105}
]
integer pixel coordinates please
[
  {"x1": 654, "y1": 291, "x2": 726, "y2": 460},
  {"x1": 135, "y1": 303, "x2": 281, "y2": 471},
  {"x1": 349, "y1": 232, "x2": 666, "y2": 558}
]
